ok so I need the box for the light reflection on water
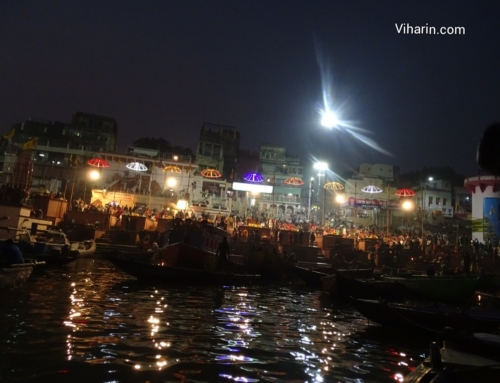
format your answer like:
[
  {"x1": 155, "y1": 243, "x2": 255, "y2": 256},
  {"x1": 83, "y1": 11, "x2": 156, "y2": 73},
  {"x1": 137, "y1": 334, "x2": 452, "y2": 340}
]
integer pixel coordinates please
[{"x1": 1, "y1": 258, "x2": 431, "y2": 382}]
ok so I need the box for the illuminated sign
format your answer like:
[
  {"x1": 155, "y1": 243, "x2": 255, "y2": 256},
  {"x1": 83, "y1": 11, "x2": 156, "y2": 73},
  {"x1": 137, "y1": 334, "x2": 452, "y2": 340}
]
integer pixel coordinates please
[{"x1": 232, "y1": 182, "x2": 273, "y2": 193}]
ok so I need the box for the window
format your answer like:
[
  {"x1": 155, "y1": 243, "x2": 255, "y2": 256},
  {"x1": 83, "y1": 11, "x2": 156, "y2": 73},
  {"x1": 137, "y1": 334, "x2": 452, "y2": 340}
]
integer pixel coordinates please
[
  {"x1": 443, "y1": 198, "x2": 447, "y2": 206},
  {"x1": 436, "y1": 197, "x2": 441, "y2": 205},
  {"x1": 428, "y1": 196, "x2": 433, "y2": 206}
]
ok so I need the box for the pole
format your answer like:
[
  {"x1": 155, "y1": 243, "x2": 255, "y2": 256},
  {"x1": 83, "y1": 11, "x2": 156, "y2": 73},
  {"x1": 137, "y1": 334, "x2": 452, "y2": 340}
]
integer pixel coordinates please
[
  {"x1": 421, "y1": 184, "x2": 425, "y2": 236},
  {"x1": 321, "y1": 172, "x2": 327, "y2": 226},
  {"x1": 322, "y1": 174, "x2": 327, "y2": 226},
  {"x1": 308, "y1": 179, "x2": 312, "y2": 221},
  {"x1": 272, "y1": 169, "x2": 275, "y2": 220},
  {"x1": 386, "y1": 185, "x2": 390, "y2": 236},
  {"x1": 69, "y1": 169, "x2": 76, "y2": 210}
]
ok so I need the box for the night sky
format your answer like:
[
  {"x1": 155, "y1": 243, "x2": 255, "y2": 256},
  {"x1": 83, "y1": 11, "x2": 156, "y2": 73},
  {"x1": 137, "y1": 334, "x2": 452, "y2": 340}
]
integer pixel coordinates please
[{"x1": 1, "y1": 1, "x2": 499, "y2": 177}]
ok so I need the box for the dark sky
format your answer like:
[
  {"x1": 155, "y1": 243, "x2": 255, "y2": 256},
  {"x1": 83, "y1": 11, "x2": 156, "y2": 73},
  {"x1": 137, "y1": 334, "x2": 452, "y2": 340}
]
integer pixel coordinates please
[{"x1": 1, "y1": 1, "x2": 499, "y2": 177}]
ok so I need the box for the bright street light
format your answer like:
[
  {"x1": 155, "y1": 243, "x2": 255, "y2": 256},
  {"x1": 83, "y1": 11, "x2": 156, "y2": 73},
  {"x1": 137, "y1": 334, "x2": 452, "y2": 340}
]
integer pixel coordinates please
[
  {"x1": 335, "y1": 194, "x2": 345, "y2": 204},
  {"x1": 402, "y1": 200, "x2": 413, "y2": 210},
  {"x1": 89, "y1": 170, "x2": 100, "y2": 180},
  {"x1": 313, "y1": 161, "x2": 328, "y2": 171},
  {"x1": 321, "y1": 110, "x2": 340, "y2": 128},
  {"x1": 177, "y1": 199, "x2": 188, "y2": 210},
  {"x1": 167, "y1": 177, "x2": 177, "y2": 187}
]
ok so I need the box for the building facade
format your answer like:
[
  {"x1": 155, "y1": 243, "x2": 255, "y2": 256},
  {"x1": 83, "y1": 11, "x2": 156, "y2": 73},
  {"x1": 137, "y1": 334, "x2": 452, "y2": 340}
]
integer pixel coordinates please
[{"x1": 464, "y1": 175, "x2": 500, "y2": 243}]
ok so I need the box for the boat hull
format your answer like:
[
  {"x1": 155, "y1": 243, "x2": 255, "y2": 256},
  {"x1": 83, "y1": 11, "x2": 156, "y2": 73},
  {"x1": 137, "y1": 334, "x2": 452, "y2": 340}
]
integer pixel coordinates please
[
  {"x1": 382, "y1": 275, "x2": 479, "y2": 303},
  {"x1": 0, "y1": 263, "x2": 34, "y2": 288},
  {"x1": 352, "y1": 298, "x2": 500, "y2": 334},
  {"x1": 320, "y1": 269, "x2": 378, "y2": 296},
  {"x1": 293, "y1": 266, "x2": 329, "y2": 289},
  {"x1": 106, "y1": 254, "x2": 260, "y2": 285},
  {"x1": 69, "y1": 239, "x2": 97, "y2": 257}
]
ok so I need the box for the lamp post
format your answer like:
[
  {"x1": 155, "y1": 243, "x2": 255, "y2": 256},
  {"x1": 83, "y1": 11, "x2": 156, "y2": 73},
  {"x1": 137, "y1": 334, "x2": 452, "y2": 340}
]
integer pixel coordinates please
[
  {"x1": 401, "y1": 199, "x2": 414, "y2": 229},
  {"x1": 313, "y1": 162, "x2": 328, "y2": 226},
  {"x1": 83, "y1": 169, "x2": 100, "y2": 204},
  {"x1": 308, "y1": 177, "x2": 314, "y2": 222},
  {"x1": 421, "y1": 176, "x2": 433, "y2": 236}
]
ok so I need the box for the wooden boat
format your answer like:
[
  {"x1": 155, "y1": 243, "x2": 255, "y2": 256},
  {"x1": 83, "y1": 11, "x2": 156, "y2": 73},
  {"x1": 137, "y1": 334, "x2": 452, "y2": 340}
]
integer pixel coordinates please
[
  {"x1": 293, "y1": 266, "x2": 330, "y2": 289},
  {"x1": 320, "y1": 269, "x2": 379, "y2": 296},
  {"x1": 105, "y1": 250, "x2": 261, "y2": 285},
  {"x1": 405, "y1": 332, "x2": 500, "y2": 382},
  {"x1": 323, "y1": 274, "x2": 405, "y2": 299},
  {"x1": 0, "y1": 226, "x2": 44, "y2": 257},
  {"x1": 68, "y1": 239, "x2": 97, "y2": 257},
  {"x1": 34, "y1": 229, "x2": 71, "y2": 254},
  {"x1": 0, "y1": 263, "x2": 35, "y2": 288},
  {"x1": 476, "y1": 290, "x2": 500, "y2": 306},
  {"x1": 381, "y1": 275, "x2": 479, "y2": 303},
  {"x1": 352, "y1": 298, "x2": 500, "y2": 334},
  {"x1": 0, "y1": 227, "x2": 77, "y2": 265}
]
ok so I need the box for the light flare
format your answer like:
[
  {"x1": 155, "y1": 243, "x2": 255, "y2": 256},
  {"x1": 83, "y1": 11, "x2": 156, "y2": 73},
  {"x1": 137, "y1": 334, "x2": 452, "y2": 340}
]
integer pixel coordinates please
[{"x1": 315, "y1": 41, "x2": 392, "y2": 156}]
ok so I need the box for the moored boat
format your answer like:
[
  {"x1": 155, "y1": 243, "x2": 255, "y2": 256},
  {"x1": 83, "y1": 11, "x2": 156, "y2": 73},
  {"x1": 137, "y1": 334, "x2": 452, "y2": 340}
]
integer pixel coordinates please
[
  {"x1": 68, "y1": 239, "x2": 97, "y2": 257},
  {"x1": 381, "y1": 274, "x2": 479, "y2": 303},
  {"x1": 0, "y1": 263, "x2": 36, "y2": 288},
  {"x1": 405, "y1": 332, "x2": 500, "y2": 382},
  {"x1": 320, "y1": 268, "x2": 378, "y2": 296},
  {"x1": 105, "y1": 250, "x2": 261, "y2": 285},
  {"x1": 476, "y1": 290, "x2": 500, "y2": 306},
  {"x1": 0, "y1": 226, "x2": 79, "y2": 265},
  {"x1": 352, "y1": 298, "x2": 500, "y2": 334},
  {"x1": 293, "y1": 265, "x2": 330, "y2": 289}
]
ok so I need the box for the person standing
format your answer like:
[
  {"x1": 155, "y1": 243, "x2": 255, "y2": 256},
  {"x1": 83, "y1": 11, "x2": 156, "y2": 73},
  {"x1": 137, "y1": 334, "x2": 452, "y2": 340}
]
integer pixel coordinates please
[
  {"x1": 462, "y1": 251, "x2": 471, "y2": 274},
  {"x1": 309, "y1": 231, "x2": 316, "y2": 246},
  {"x1": 216, "y1": 237, "x2": 230, "y2": 270}
]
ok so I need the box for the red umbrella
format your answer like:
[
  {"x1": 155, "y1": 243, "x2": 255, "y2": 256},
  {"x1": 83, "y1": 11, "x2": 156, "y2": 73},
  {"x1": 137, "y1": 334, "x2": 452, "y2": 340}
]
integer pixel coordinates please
[
  {"x1": 201, "y1": 169, "x2": 222, "y2": 178},
  {"x1": 394, "y1": 188, "x2": 416, "y2": 197},
  {"x1": 87, "y1": 157, "x2": 110, "y2": 168},
  {"x1": 283, "y1": 177, "x2": 304, "y2": 186}
]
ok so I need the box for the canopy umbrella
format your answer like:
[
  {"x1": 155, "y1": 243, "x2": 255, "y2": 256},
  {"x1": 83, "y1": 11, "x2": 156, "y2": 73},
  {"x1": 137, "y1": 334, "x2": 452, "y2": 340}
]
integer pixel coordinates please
[
  {"x1": 162, "y1": 165, "x2": 181, "y2": 173},
  {"x1": 201, "y1": 168, "x2": 222, "y2": 178},
  {"x1": 244, "y1": 173, "x2": 264, "y2": 183},
  {"x1": 361, "y1": 185, "x2": 383, "y2": 193},
  {"x1": 126, "y1": 161, "x2": 148, "y2": 171},
  {"x1": 394, "y1": 188, "x2": 416, "y2": 197},
  {"x1": 323, "y1": 181, "x2": 344, "y2": 191},
  {"x1": 87, "y1": 157, "x2": 110, "y2": 168},
  {"x1": 283, "y1": 177, "x2": 305, "y2": 186}
]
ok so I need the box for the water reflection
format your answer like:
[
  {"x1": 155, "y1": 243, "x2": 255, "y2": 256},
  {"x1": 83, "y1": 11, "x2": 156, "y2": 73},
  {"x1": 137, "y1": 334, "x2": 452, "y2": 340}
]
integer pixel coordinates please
[{"x1": 0, "y1": 258, "x2": 430, "y2": 382}]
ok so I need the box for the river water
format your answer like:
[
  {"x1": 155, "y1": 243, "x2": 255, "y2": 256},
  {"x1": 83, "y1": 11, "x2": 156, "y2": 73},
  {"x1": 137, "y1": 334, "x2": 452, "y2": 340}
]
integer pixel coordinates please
[{"x1": 1, "y1": 257, "x2": 434, "y2": 382}]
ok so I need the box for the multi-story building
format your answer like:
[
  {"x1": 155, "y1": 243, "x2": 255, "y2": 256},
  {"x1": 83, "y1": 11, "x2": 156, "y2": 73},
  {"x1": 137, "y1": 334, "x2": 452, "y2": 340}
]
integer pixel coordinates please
[
  {"x1": 68, "y1": 112, "x2": 118, "y2": 152},
  {"x1": 198, "y1": 122, "x2": 240, "y2": 179},
  {"x1": 1, "y1": 112, "x2": 118, "y2": 193},
  {"x1": 259, "y1": 144, "x2": 304, "y2": 220},
  {"x1": 414, "y1": 178, "x2": 454, "y2": 220},
  {"x1": 340, "y1": 163, "x2": 398, "y2": 228}
]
